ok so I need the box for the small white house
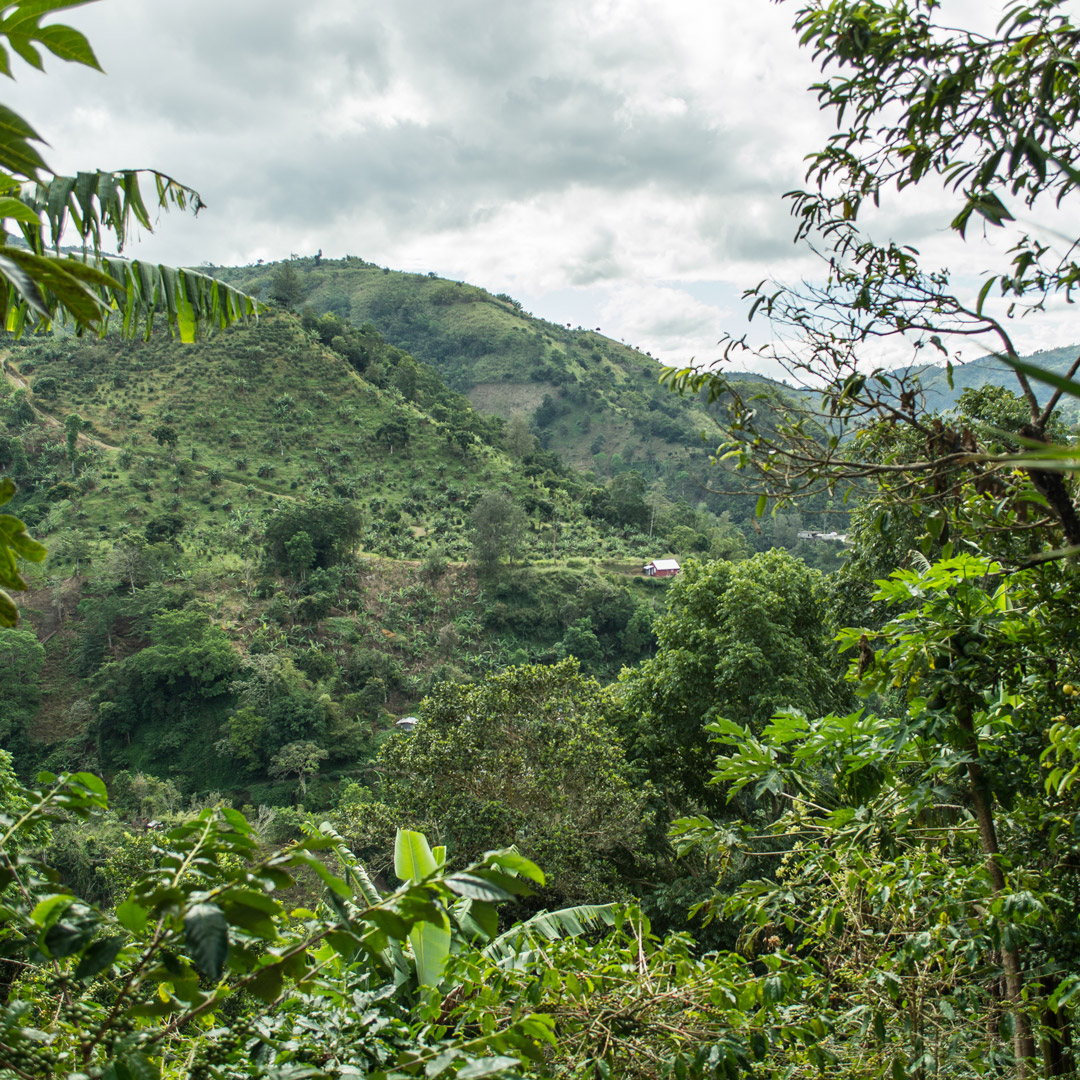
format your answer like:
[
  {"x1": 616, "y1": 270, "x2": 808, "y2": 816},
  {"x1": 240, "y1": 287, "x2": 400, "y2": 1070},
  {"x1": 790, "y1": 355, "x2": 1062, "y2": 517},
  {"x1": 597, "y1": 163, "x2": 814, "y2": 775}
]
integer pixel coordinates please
[
  {"x1": 643, "y1": 559, "x2": 681, "y2": 578},
  {"x1": 395, "y1": 716, "x2": 419, "y2": 732}
]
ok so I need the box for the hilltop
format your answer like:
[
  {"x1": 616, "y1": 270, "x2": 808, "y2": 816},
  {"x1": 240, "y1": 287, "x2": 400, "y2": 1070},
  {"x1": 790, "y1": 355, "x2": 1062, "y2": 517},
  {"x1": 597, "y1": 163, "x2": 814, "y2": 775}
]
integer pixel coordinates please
[{"x1": 212, "y1": 256, "x2": 807, "y2": 524}]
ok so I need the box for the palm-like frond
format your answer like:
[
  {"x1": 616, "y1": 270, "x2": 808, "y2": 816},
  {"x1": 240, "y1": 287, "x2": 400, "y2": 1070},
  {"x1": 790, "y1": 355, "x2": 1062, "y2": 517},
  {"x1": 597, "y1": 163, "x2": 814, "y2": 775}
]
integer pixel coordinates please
[{"x1": 482, "y1": 903, "x2": 617, "y2": 970}]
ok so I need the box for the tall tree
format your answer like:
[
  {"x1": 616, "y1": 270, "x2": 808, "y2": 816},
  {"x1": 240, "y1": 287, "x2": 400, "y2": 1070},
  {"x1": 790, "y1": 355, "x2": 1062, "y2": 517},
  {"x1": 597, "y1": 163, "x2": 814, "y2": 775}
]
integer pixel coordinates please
[
  {"x1": 616, "y1": 549, "x2": 849, "y2": 814},
  {"x1": 269, "y1": 260, "x2": 305, "y2": 308},
  {"x1": 469, "y1": 491, "x2": 527, "y2": 573},
  {"x1": 666, "y1": 0, "x2": 1080, "y2": 560},
  {"x1": 371, "y1": 660, "x2": 649, "y2": 909}
]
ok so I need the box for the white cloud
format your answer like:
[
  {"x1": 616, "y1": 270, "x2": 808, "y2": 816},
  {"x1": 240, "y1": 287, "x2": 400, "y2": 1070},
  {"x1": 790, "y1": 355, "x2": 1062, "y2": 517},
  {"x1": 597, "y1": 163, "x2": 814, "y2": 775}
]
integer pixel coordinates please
[{"x1": 4, "y1": 0, "x2": 1074, "y2": 368}]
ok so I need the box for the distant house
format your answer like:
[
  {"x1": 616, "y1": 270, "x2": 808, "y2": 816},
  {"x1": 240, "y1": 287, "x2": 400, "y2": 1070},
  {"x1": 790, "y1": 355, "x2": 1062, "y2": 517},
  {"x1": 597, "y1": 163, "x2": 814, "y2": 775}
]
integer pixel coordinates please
[
  {"x1": 395, "y1": 716, "x2": 419, "y2": 732},
  {"x1": 796, "y1": 531, "x2": 849, "y2": 543},
  {"x1": 643, "y1": 559, "x2": 681, "y2": 578}
]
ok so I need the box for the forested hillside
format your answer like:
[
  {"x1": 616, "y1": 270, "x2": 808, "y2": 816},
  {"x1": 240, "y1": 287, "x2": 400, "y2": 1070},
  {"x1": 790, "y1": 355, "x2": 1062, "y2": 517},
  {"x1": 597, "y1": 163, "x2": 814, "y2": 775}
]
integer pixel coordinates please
[
  {"x1": 213, "y1": 256, "x2": 813, "y2": 524},
  {"x1": 5, "y1": 0, "x2": 1080, "y2": 1078}
]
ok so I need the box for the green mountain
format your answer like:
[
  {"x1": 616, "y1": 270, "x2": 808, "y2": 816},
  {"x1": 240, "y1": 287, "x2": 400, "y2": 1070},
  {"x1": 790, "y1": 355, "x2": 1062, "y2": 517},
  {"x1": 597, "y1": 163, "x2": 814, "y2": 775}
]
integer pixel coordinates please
[
  {"x1": 0, "y1": 306, "x2": 761, "y2": 797},
  {"x1": 213, "y1": 256, "x2": 801, "y2": 524},
  {"x1": 911, "y1": 343, "x2": 1080, "y2": 420},
  {"x1": 0, "y1": 258, "x2": 856, "y2": 800}
]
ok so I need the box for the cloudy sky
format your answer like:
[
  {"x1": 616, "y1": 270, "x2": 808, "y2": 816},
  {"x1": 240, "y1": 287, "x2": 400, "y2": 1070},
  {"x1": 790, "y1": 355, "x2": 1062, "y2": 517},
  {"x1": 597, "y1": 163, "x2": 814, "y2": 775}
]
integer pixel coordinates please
[{"x1": 8, "y1": 0, "x2": 1079, "y2": 372}]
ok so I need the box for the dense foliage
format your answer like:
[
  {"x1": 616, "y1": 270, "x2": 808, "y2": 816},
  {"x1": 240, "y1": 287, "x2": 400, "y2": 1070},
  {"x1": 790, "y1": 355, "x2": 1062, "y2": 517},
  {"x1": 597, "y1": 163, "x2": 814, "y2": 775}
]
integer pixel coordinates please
[{"x1": 6, "y1": 0, "x2": 1080, "y2": 1078}]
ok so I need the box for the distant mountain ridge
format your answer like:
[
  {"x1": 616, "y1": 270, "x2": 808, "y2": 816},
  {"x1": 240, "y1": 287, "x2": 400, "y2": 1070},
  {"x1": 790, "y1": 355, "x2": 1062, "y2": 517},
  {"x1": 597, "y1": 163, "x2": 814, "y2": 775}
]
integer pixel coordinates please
[
  {"x1": 910, "y1": 343, "x2": 1080, "y2": 419},
  {"x1": 212, "y1": 256, "x2": 816, "y2": 523}
]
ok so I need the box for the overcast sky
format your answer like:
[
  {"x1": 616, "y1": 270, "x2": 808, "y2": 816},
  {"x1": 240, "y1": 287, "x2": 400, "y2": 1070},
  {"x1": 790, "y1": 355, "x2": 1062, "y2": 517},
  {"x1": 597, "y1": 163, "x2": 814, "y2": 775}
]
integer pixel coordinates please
[{"x1": 9, "y1": 0, "x2": 1079, "y2": 372}]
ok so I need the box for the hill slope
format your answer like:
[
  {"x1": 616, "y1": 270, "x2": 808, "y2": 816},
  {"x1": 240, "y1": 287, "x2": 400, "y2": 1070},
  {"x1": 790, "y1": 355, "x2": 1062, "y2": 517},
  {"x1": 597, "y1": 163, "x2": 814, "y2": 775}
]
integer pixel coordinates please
[
  {"x1": 1, "y1": 312, "x2": 697, "y2": 797},
  {"x1": 213, "y1": 257, "x2": 803, "y2": 524},
  {"x1": 911, "y1": 343, "x2": 1080, "y2": 420}
]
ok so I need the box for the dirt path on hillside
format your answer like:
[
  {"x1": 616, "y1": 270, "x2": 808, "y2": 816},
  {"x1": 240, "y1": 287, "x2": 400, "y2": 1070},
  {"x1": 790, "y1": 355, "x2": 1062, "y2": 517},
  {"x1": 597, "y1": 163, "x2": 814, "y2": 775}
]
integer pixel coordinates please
[{"x1": 2, "y1": 357, "x2": 122, "y2": 452}]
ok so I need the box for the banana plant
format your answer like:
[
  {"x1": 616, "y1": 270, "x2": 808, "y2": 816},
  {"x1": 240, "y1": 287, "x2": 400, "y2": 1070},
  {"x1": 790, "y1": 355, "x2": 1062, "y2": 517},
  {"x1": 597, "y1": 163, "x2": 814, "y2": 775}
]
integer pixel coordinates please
[
  {"x1": 394, "y1": 828, "x2": 452, "y2": 988},
  {"x1": 481, "y1": 903, "x2": 617, "y2": 971}
]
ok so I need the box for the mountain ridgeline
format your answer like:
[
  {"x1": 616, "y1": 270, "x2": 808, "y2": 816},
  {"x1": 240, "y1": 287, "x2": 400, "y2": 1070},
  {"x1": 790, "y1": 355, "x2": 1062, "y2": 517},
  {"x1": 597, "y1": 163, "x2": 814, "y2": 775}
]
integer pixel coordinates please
[{"x1": 212, "y1": 255, "x2": 811, "y2": 517}]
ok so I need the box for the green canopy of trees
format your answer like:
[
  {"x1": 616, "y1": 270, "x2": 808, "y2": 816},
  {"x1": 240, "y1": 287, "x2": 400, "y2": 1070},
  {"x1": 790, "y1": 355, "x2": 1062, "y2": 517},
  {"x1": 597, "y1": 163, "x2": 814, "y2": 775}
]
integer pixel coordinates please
[{"x1": 370, "y1": 660, "x2": 650, "y2": 908}]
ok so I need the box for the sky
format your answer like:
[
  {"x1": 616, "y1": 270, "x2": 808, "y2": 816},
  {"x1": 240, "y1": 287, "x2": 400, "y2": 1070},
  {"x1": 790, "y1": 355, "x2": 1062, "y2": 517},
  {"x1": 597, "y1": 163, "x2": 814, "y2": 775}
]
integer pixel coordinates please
[{"x1": 8, "y1": 0, "x2": 1080, "y2": 374}]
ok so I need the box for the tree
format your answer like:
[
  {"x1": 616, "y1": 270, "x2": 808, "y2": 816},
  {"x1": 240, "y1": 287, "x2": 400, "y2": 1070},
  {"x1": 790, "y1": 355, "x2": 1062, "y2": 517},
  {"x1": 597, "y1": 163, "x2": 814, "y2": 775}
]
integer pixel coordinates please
[
  {"x1": 375, "y1": 414, "x2": 410, "y2": 454},
  {"x1": 0, "y1": 771, "x2": 557, "y2": 1080},
  {"x1": 615, "y1": 550, "x2": 849, "y2": 815},
  {"x1": 283, "y1": 528, "x2": 315, "y2": 580},
  {"x1": 269, "y1": 259, "x2": 305, "y2": 307},
  {"x1": 262, "y1": 498, "x2": 363, "y2": 572},
  {"x1": 503, "y1": 414, "x2": 536, "y2": 458},
  {"x1": 681, "y1": 552, "x2": 1080, "y2": 1078},
  {"x1": 218, "y1": 706, "x2": 269, "y2": 769},
  {"x1": 268, "y1": 739, "x2": 328, "y2": 797},
  {"x1": 150, "y1": 423, "x2": 178, "y2": 463},
  {"x1": 665, "y1": 0, "x2": 1080, "y2": 561},
  {"x1": 63, "y1": 411, "x2": 86, "y2": 476},
  {"x1": 143, "y1": 512, "x2": 186, "y2": 546},
  {"x1": 469, "y1": 491, "x2": 527, "y2": 572},
  {"x1": 0, "y1": 626, "x2": 43, "y2": 747},
  {"x1": 606, "y1": 470, "x2": 649, "y2": 530},
  {"x1": 371, "y1": 660, "x2": 650, "y2": 908}
]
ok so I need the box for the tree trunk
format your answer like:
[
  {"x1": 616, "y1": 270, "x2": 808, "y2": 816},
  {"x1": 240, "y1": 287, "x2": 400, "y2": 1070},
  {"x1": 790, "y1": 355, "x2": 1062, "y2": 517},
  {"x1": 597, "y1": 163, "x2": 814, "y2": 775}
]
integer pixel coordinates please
[
  {"x1": 1040, "y1": 977, "x2": 1073, "y2": 1077},
  {"x1": 1019, "y1": 425, "x2": 1080, "y2": 547},
  {"x1": 960, "y1": 711, "x2": 1037, "y2": 1075}
]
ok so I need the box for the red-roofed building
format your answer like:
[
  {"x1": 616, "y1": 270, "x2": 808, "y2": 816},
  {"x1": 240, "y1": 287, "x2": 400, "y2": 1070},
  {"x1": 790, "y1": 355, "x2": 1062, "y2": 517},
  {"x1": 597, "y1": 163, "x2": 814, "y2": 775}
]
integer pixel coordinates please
[{"x1": 643, "y1": 559, "x2": 680, "y2": 578}]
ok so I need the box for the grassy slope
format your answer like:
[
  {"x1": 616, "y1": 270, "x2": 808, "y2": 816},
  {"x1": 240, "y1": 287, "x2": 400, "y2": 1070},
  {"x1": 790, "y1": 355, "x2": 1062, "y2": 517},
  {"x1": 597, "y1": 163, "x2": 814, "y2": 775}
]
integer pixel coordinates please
[
  {"x1": 7, "y1": 312, "x2": 630, "y2": 563},
  {"x1": 215, "y1": 258, "x2": 784, "y2": 522}
]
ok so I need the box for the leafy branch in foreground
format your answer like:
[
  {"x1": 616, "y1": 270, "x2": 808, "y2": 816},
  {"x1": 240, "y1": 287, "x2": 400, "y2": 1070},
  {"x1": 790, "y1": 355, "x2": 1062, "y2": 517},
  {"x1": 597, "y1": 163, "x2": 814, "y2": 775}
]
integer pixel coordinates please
[
  {"x1": 0, "y1": 1, "x2": 266, "y2": 623},
  {"x1": 663, "y1": 0, "x2": 1080, "y2": 562},
  {"x1": 0, "y1": 2, "x2": 259, "y2": 340},
  {"x1": 0, "y1": 771, "x2": 555, "y2": 1079},
  {"x1": 675, "y1": 552, "x2": 1080, "y2": 1078}
]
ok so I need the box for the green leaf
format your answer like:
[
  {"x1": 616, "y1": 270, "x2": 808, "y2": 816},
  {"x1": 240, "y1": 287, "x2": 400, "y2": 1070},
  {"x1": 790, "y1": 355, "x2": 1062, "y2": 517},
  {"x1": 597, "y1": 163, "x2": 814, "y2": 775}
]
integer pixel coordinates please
[
  {"x1": 30, "y1": 893, "x2": 73, "y2": 926},
  {"x1": 394, "y1": 828, "x2": 450, "y2": 987},
  {"x1": 115, "y1": 899, "x2": 148, "y2": 934},
  {"x1": 75, "y1": 935, "x2": 125, "y2": 980},
  {"x1": 454, "y1": 898, "x2": 499, "y2": 942},
  {"x1": 444, "y1": 873, "x2": 514, "y2": 902},
  {"x1": 70, "y1": 772, "x2": 107, "y2": 798},
  {"x1": 44, "y1": 916, "x2": 96, "y2": 958},
  {"x1": 364, "y1": 907, "x2": 411, "y2": 940},
  {"x1": 0, "y1": 103, "x2": 48, "y2": 178},
  {"x1": 33, "y1": 23, "x2": 101, "y2": 69},
  {"x1": 115, "y1": 1050, "x2": 160, "y2": 1080},
  {"x1": 486, "y1": 849, "x2": 545, "y2": 885},
  {"x1": 0, "y1": 196, "x2": 40, "y2": 224},
  {"x1": 395, "y1": 827, "x2": 438, "y2": 882},
  {"x1": 755, "y1": 493, "x2": 768, "y2": 518},
  {"x1": 247, "y1": 961, "x2": 285, "y2": 1004},
  {"x1": 183, "y1": 903, "x2": 229, "y2": 981},
  {"x1": 482, "y1": 904, "x2": 616, "y2": 968},
  {"x1": 456, "y1": 1056, "x2": 521, "y2": 1078}
]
